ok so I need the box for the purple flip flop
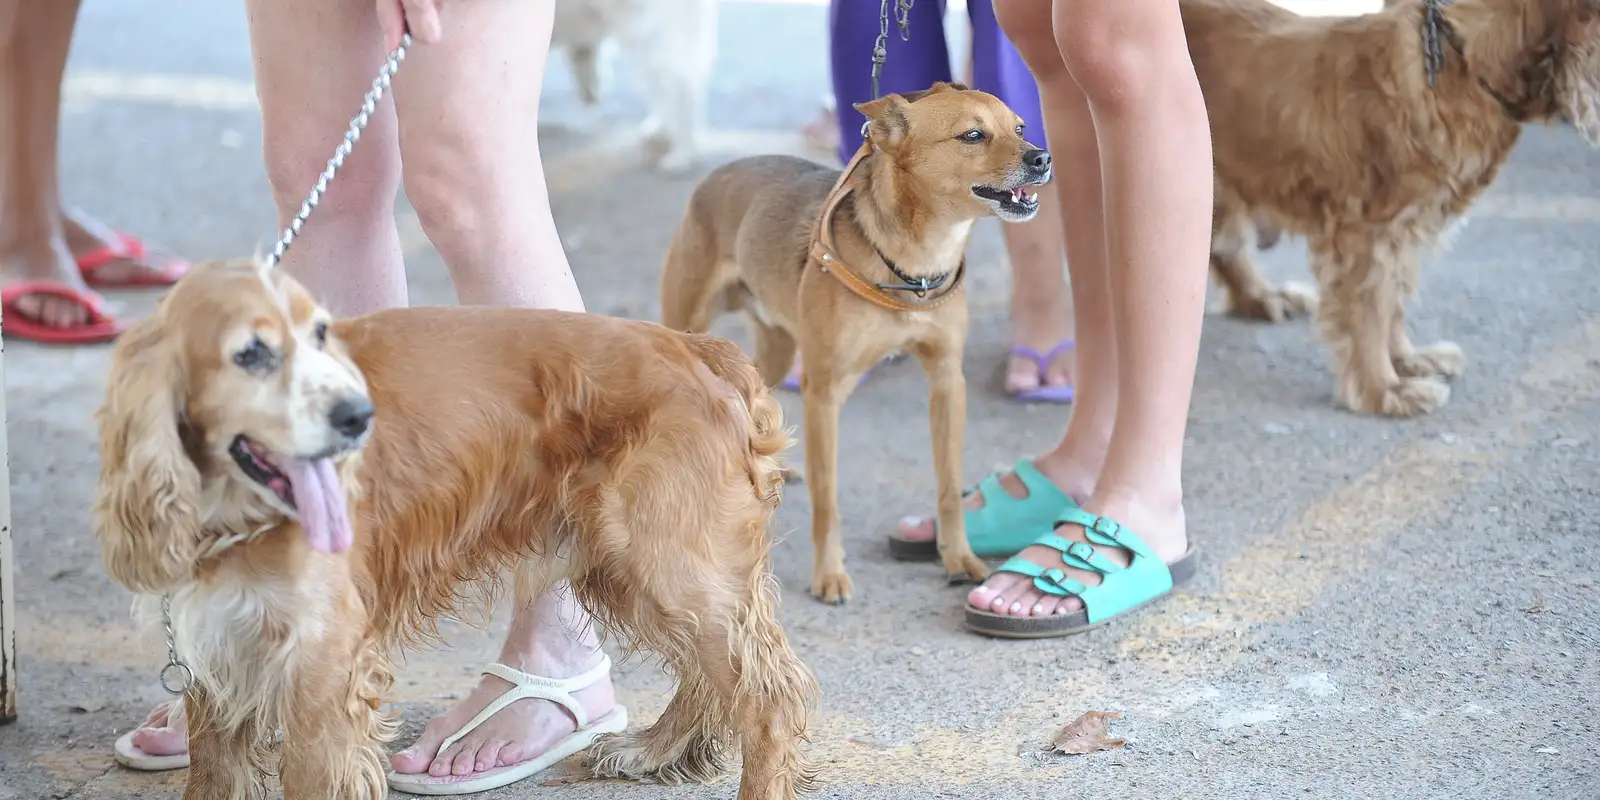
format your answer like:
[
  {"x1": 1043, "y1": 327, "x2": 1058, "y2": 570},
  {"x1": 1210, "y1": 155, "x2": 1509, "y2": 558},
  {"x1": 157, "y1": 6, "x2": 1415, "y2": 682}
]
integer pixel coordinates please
[
  {"x1": 1007, "y1": 340, "x2": 1076, "y2": 403},
  {"x1": 779, "y1": 354, "x2": 898, "y2": 392}
]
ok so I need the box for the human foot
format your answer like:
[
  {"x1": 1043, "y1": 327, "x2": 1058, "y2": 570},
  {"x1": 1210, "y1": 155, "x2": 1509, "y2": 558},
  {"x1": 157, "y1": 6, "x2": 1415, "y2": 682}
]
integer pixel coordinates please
[
  {"x1": 1006, "y1": 341, "x2": 1076, "y2": 402},
  {"x1": 63, "y1": 207, "x2": 190, "y2": 287},
  {"x1": 963, "y1": 492, "x2": 1196, "y2": 637},
  {"x1": 891, "y1": 458, "x2": 1091, "y2": 559},
  {"x1": 0, "y1": 235, "x2": 124, "y2": 342},
  {"x1": 389, "y1": 648, "x2": 618, "y2": 781},
  {"x1": 113, "y1": 698, "x2": 192, "y2": 772}
]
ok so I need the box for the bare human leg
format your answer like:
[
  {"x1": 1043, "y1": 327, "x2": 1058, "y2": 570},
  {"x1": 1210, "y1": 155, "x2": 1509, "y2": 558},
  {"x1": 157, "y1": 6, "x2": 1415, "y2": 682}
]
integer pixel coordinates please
[
  {"x1": 124, "y1": 0, "x2": 612, "y2": 783},
  {"x1": 0, "y1": 0, "x2": 98, "y2": 330},
  {"x1": 382, "y1": 0, "x2": 607, "y2": 780},
  {"x1": 966, "y1": 0, "x2": 1210, "y2": 620},
  {"x1": 0, "y1": 0, "x2": 189, "y2": 339},
  {"x1": 894, "y1": 0, "x2": 1115, "y2": 548}
]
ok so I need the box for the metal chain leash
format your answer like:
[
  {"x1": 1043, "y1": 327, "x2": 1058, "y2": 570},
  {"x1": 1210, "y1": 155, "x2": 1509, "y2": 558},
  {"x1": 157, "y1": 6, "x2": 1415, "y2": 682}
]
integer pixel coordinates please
[
  {"x1": 869, "y1": 0, "x2": 915, "y2": 101},
  {"x1": 261, "y1": 32, "x2": 413, "y2": 272},
  {"x1": 157, "y1": 35, "x2": 414, "y2": 697},
  {"x1": 158, "y1": 595, "x2": 194, "y2": 695}
]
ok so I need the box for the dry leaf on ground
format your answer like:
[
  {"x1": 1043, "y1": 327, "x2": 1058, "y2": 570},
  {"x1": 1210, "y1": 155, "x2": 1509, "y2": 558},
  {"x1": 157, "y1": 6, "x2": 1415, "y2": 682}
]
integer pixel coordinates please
[{"x1": 1046, "y1": 710, "x2": 1127, "y2": 755}]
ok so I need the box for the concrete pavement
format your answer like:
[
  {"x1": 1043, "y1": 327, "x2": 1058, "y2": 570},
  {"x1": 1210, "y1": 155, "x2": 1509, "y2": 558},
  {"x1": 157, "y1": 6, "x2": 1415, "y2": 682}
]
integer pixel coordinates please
[{"x1": 1, "y1": 0, "x2": 1597, "y2": 798}]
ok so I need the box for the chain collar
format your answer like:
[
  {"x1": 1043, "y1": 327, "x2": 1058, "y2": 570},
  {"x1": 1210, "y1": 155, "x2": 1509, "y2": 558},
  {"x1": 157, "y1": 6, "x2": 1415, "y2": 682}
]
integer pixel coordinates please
[{"x1": 876, "y1": 250, "x2": 953, "y2": 298}]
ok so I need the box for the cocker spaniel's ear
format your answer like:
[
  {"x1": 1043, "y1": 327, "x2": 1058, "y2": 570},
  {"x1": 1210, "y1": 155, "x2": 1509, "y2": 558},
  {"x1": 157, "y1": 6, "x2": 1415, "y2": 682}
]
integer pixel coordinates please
[{"x1": 92, "y1": 318, "x2": 203, "y2": 594}]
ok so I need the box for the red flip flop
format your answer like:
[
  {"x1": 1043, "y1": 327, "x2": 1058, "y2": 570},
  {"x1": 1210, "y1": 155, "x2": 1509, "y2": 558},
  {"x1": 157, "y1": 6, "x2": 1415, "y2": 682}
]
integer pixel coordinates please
[
  {"x1": 1, "y1": 281, "x2": 125, "y2": 344},
  {"x1": 77, "y1": 231, "x2": 191, "y2": 288}
]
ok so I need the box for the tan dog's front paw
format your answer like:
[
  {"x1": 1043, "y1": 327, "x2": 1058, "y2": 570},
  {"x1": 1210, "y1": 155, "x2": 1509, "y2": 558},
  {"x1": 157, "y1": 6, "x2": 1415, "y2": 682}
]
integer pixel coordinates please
[
  {"x1": 940, "y1": 550, "x2": 989, "y2": 586},
  {"x1": 1393, "y1": 341, "x2": 1464, "y2": 379},
  {"x1": 809, "y1": 570, "x2": 854, "y2": 605},
  {"x1": 1228, "y1": 281, "x2": 1318, "y2": 322},
  {"x1": 1345, "y1": 376, "x2": 1451, "y2": 417}
]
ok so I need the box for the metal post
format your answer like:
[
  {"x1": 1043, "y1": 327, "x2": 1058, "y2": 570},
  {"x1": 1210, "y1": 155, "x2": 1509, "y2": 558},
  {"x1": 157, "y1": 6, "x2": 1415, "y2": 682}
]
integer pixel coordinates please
[{"x1": 0, "y1": 327, "x2": 15, "y2": 724}]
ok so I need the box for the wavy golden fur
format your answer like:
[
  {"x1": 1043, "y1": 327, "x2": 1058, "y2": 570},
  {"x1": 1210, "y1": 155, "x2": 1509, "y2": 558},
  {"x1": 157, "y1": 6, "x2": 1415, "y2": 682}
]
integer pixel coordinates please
[
  {"x1": 93, "y1": 259, "x2": 818, "y2": 799},
  {"x1": 1189, "y1": 0, "x2": 1600, "y2": 415}
]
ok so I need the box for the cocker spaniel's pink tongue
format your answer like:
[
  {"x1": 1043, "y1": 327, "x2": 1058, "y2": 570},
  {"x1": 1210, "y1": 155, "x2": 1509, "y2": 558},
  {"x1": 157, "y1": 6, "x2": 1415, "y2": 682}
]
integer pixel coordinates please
[{"x1": 283, "y1": 458, "x2": 352, "y2": 555}]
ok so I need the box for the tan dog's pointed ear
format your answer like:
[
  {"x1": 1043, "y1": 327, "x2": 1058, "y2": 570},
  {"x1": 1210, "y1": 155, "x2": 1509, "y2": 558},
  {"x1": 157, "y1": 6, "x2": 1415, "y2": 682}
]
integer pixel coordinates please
[
  {"x1": 93, "y1": 318, "x2": 203, "y2": 595},
  {"x1": 853, "y1": 93, "x2": 914, "y2": 148}
]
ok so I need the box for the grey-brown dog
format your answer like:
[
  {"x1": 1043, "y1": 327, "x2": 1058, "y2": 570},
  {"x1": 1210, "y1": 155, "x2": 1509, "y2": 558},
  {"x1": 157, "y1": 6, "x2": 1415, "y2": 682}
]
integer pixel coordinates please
[{"x1": 658, "y1": 82, "x2": 1052, "y2": 603}]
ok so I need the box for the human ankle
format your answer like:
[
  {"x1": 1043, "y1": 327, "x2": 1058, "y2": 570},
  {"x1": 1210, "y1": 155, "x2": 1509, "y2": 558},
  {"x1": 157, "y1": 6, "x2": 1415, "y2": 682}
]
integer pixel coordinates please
[{"x1": 498, "y1": 636, "x2": 604, "y2": 679}]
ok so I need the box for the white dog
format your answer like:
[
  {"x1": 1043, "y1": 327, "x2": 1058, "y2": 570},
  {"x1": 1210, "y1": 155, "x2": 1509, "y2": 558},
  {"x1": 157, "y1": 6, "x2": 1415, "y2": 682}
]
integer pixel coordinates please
[{"x1": 554, "y1": 0, "x2": 718, "y2": 173}]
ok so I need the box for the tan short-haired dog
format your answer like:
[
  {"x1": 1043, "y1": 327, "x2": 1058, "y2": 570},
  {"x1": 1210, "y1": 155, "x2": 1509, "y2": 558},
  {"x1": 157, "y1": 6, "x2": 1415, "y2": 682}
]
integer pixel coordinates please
[{"x1": 658, "y1": 82, "x2": 1053, "y2": 603}]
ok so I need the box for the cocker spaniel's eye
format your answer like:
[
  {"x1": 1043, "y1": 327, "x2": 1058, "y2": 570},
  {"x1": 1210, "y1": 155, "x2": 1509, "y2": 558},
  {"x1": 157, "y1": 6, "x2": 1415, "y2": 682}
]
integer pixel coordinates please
[
  {"x1": 314, "y1": 321, "x2": 329, "y2": 347},
  {"x1": 959, "y1": 129, "x2": 986, "y2": 143},
  {"x1": 1015, "y1": 123, "x2": 1025, "y2": 137},
  {"x1": 233, "y1": 337, "x2": 276, "y2": 373}
]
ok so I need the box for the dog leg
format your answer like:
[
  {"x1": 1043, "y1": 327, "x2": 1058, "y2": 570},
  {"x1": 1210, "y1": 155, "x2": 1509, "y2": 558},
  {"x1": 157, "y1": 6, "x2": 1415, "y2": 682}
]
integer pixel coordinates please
[
  {"x1": 1210, "y1": 207, "x2": 1316, "y2": 322},
  {"x1": 565, "y1": 42, "x2": 604, "y2": 108},
  {"x1": 1387, "y1": 248, "x2": 1464, "y2": 380},
  {"x1": 623, "y1": 0, "x2": 715, "y2": 174},
  {"x1": 915, "y1": 342, "x2": 987, "y2": 585},
  {"x1": 1312, "y1": 234, "x2": 1449, "y2": 416},
  {"x1": 801, "y1": 362, "x2": 856, "y2": 604},
  {"x1": 751, "y1": 318, "x2": 798, "y2": 390},
  {"x1": 182, "y1": 685, "x2": 268, "y2": 800},
  {"x1": 279, "y1": 632, "x2": 392, "y2": 800},
  {"x1": 658, "y1": 219, "x2": 724, "y2": 334},
  {"x1": 585, "y1": 483, "x2": 816, "y2": 796}
]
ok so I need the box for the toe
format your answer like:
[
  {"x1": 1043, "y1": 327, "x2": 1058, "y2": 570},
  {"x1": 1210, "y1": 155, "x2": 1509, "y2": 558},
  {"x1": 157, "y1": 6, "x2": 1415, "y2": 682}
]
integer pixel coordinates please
[
  {"x1": 1005, "y1": 356, "x2": 1042, "y2": 393},
  {"x1": 476, "y1": 740, "x2": 509, "y2": 772},
  {"x1": 967, "y1": 569, "x2": 1027, "y2": 612}
]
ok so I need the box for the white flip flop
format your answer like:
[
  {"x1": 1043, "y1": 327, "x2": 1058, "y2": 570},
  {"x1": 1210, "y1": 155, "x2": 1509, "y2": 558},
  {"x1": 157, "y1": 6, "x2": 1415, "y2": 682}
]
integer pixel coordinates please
[
  {"x1": 113, "y1": 698, "x2": 191, "y2": 771},
  {"x1": 387, "y1": 655, "x2": 629, "y2": 796}
]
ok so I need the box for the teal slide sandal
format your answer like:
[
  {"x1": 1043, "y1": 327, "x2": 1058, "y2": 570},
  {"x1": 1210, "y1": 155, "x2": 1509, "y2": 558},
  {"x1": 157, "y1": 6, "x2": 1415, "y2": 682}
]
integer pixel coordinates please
[
  {"x1": 888, "y1": 459, "x2": 1078, "y2": 561},
  {"x1": 964, "y1": 507, "x2": 1199, "y2": 639}
]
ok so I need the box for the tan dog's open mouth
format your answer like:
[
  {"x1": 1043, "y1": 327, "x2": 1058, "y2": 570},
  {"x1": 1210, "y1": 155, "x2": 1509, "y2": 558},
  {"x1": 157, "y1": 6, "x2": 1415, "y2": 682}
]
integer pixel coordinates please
[
  {"x1": 972, "y1": 183, "x2": 1042, "y2": 220},
  {"x1": 229, "y1": 434, "x2": 354, "y2": 555}
]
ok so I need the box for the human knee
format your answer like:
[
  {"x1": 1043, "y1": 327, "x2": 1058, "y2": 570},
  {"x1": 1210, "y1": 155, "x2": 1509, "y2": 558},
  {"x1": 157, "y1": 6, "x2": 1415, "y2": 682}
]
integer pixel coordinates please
[
  {"x1": 1052, "y1": 10, "x2": 1191, "y2": 110},
  {"x1": 400, "y1": 136, "x2": 503, "y2": 251},
  {"x1": 993, "y1": 1, "x2": 1070, "y2": 85},
  {"x1": 261, "y1": 122, "x2": 398, "y2": 225}
]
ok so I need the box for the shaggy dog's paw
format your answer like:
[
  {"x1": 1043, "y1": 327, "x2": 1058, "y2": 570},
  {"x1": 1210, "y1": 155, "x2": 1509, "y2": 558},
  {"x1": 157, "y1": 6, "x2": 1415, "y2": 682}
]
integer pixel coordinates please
[
  {"x1": 1226, "y1": 282, "x2": 1318, "y2": 322},
  {"x1": 1393, "y1": 341, "x2": 1465, "y2": 379},
  {"x1": 1346, "y1": 376, "x2": 1451, "y2": 417}
]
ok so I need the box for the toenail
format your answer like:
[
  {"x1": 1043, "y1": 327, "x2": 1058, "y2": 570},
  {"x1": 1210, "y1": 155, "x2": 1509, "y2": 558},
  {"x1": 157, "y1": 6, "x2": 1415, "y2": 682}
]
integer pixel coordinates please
[
  {"x1": 899, "y1": 515, "x2": 921, "y2": 527},
  {"x1": 973, "y1": 585, "x2": 992, "y2": 594},
  {"x1": 1032, "y1": 604, "x2": 1044, "y2": 615},
  {"x1": 1009, "y1": 602, "x2": 1023, "y2": 613}
]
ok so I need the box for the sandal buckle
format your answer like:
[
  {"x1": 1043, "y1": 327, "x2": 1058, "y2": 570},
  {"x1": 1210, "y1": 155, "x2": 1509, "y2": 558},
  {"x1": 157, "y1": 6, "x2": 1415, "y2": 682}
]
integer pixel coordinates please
[
  {"x1": 1066, "y1": 542, "x2": 1097, "y2": 562},
  {"x1": 1091, "y1": 516, "x2": 1120, "y2": 538}
]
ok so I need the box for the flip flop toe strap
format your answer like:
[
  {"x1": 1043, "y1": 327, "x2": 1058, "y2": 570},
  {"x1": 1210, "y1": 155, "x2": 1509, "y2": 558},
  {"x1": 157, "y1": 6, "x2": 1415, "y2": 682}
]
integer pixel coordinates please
[
  {"x1": 989, "y1": 509, "x2": 1176, "y2": 624},
  {"x1": 436, "y1": 654, "x2": 612, "y2": 755}
]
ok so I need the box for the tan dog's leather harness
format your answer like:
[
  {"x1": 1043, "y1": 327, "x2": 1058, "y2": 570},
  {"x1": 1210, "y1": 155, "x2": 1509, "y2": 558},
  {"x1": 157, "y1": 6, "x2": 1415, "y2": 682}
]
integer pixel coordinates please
[{"x1": 807, "y1": 142, "x2": 965, "y2": 313}]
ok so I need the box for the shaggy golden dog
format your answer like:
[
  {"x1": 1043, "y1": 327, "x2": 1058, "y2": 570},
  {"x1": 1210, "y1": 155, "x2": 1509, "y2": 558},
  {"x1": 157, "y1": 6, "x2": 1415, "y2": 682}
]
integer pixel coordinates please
[
  {"x1": 1188, "y1": 0, "x2": 1600, "y2": 415},
  {"x1": 93, "y1": 259, "x2": 817, "y2": 799}
]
